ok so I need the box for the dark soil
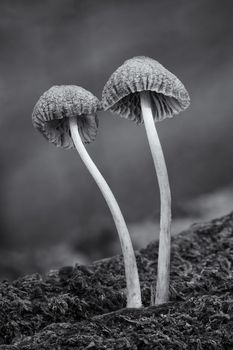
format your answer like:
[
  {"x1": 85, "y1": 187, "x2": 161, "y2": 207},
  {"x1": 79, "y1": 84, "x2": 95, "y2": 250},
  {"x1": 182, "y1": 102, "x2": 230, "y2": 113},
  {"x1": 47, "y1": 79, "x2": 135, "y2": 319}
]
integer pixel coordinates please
[{"x1": 0, "y1": 212, "x2": 233, "y2": 349}]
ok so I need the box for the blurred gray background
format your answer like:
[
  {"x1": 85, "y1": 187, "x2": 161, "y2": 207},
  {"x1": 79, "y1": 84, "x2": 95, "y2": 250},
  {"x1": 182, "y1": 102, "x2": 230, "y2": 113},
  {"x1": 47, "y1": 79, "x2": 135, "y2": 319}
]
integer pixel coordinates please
[{"x1": 0, "y1": 0, "x2": 233, "y2": 279}]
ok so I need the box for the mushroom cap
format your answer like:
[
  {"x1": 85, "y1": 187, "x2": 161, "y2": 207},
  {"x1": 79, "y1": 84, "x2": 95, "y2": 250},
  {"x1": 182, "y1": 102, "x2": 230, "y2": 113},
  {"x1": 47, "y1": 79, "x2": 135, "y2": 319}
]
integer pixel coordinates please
[
  {"x1": 32, "y1": 85, "x2": 101, "y2": 149},
  {"x1": 102, "y1": 56, "x2": 190, "y2": 124}
]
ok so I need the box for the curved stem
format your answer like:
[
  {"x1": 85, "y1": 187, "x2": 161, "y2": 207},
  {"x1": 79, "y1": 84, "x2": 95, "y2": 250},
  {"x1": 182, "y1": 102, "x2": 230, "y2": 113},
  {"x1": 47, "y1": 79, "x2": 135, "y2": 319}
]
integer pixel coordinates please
[
  {"x1": 140, "y1": 91, "x2": 171, "y2": 305},
  {"x1": 69, "y1": 116, "x2": 142, "y2": 308}
]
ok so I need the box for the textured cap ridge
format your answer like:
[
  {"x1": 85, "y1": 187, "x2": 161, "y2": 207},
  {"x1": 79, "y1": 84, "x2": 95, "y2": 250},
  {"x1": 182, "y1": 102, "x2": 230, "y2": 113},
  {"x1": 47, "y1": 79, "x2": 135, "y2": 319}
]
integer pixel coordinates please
[
  {"x1": 32, "y1": 85, "x2": 100, "y2": 149},
  {"x1": 102, "y1": 56, "x2": 190, "y2": 124}
]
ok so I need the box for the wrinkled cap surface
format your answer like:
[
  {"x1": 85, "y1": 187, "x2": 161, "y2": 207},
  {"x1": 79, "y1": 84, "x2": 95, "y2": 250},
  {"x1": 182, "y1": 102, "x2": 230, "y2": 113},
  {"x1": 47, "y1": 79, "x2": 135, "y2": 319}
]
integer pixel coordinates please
[
  {"x1": 32, "y1": 85, "x2": 100, "y2": 149},
  {"x1": 102, "y1": 56, "x2": 190, "y2": 124}
]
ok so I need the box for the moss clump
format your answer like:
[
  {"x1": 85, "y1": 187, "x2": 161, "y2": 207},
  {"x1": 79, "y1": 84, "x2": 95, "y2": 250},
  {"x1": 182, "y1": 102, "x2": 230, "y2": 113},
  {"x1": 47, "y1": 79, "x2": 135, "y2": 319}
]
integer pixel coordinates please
[{"x1": 1, "y1": 212, "x2": 233, "y2": 348}]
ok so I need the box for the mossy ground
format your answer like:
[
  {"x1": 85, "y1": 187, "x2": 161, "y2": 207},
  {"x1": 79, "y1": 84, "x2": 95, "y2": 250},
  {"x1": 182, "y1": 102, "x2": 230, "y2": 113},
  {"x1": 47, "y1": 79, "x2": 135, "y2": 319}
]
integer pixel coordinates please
[{"x1": 0, "y1": 213, "x2": 233, "y2": 349}]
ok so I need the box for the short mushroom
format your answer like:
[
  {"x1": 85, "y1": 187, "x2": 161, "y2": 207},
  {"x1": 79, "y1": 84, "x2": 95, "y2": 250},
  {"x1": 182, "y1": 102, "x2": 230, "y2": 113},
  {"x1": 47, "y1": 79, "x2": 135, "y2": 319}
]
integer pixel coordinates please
[
  {"x1": 102, "y1": 57, "x2": 190, "y2": 305},
  {"x1": 32, "y1": 85, "x2": 142, "y2": 308}
]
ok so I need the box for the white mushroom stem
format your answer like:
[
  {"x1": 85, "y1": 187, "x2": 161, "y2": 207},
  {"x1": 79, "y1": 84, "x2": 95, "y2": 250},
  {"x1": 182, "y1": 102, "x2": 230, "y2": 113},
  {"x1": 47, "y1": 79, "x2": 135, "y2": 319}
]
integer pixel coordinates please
[
  {"x1": 140, "y1": 91, "x2": 171, "y2": 305},
  {"x1": 69, "y1": 116, "x2": 142, "y2": 308}
]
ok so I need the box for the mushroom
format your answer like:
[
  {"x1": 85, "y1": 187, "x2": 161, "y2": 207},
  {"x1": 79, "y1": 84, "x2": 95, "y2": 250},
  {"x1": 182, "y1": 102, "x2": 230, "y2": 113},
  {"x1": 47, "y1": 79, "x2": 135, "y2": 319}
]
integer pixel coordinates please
[
  {"x1": 101, "y1": 57, "x2": 190, "y2": 305},
  {"x1": 32, "y1": 85, "x2": 142, "y2": 308}
]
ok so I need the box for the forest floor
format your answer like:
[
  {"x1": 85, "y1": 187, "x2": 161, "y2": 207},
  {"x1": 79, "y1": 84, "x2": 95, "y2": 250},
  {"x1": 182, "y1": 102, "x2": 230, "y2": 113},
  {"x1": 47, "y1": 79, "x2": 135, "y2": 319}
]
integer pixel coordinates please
[{"x1": 0, "y1": 212, "x2": 233, "y2": 349}]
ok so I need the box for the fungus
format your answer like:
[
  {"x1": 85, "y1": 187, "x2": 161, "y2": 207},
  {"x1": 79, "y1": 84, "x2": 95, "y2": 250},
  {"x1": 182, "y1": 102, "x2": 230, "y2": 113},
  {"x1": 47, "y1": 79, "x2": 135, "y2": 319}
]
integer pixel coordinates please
[
  {"x1": 102, "y1": 57, "x2": 190, "y2": 305},
  {"x1": 32, "y1": 85, "x2": 142, "y2": 308}
]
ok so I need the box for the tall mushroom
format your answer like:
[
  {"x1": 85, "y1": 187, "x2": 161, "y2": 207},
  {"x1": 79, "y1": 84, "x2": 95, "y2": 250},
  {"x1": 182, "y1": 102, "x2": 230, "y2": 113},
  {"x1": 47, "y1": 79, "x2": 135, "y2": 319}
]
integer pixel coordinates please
[
  {"x1": 101, "y1": 57, "x2": 190, "y2": 305},
  {"x1": 32, "y1": 85, "x2": 142, "y2": 308}
]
